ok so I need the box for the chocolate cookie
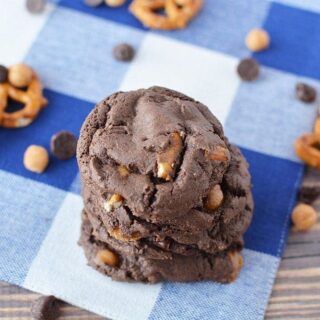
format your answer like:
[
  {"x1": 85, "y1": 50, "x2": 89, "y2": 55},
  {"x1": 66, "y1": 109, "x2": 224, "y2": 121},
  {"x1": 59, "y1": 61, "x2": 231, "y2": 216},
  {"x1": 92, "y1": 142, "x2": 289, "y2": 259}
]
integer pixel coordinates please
[
  {"x1": 80, "y1": 214, "x2": 244, "y2": 283},
  {"x1": 77, "y1": 86, "x2": 253, "y2": 283},
  {"x1": 82, "y1": 145, "x2": 253, "y2": 254}
]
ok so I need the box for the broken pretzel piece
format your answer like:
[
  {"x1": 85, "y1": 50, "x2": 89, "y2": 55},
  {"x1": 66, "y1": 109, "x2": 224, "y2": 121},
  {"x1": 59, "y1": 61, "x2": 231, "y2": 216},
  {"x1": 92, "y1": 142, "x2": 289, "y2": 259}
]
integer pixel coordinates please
[
  {"x1": 224, "y1": 251, "x2": 244, "y2": 282},
  {"x1": 118, "y1": 165, "x2": 130, "y2": 177},
  {"x1": 206, "y1": 145, "x2": 230, "y2": 162},
  {"x1": 129, "y1": 0, "x2": 203, "y2": 30},
  {"x1": 109, "y1": 227, "x2": 142, "y2": 242},
  {"x1": 157, "y1": 132, "x2": 183, "y2": 181},
  {"x1": 103, "y1": 193, "x2": 124, "y2": 212},
  {"x1": 295, "y1": 133, "x2": 320, "y2": 169}
]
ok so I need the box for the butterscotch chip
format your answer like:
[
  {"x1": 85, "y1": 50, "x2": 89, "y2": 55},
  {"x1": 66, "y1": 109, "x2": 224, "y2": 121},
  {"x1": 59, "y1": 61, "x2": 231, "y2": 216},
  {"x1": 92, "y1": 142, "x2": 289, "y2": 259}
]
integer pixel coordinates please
[
  {"x1": 245, "y1": 28, "x2": 270, "y2": 52},
  {"x1": 95, "y1": 249, "x2": 119, "y2": 267},
  {"x1": 23, "y1": 145, "x2": 49, "y2": 173},
  {"x1": 291, "y1": 203, "x2": 317, "y2": 231},
  {"x1": 105, "y1": 0, "x2": 126, "y2": 6},
  {"x1": 206, "y1": 185, "x2": 224, "y2": 210},
  {"x1": 8, "y1": 63, "x2": 33, "y2": 88}
]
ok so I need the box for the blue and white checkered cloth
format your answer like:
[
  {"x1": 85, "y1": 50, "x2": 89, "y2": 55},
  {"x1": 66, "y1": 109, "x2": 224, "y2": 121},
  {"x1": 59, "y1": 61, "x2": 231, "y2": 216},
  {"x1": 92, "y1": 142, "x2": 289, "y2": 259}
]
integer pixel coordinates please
[{"x1": 1, "y1": 0, "x2": 319, "y2": 319}]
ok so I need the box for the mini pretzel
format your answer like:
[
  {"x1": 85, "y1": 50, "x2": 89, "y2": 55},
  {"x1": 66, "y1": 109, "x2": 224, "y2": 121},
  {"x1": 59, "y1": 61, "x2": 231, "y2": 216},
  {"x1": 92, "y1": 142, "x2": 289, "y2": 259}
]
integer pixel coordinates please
[
  {"x1": 295, "y1": 133, "x2": 320, "y2": 168},
  {"x1": 0, "y1": 72, "x2": 47, "y2": 128},
  {"x1": 157, "y1": 132, "x2": 183, "y2": 180},
  {"x1": 129, "y1": 0, "x2": 203, "y2": 30}
]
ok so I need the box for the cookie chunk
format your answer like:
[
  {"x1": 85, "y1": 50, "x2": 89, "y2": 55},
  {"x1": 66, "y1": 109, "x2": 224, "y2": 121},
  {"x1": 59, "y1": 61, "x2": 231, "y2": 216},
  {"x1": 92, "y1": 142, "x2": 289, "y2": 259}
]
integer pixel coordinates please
[{"x1": 77, "y1": 86, "x2": 253, "y2": 283}]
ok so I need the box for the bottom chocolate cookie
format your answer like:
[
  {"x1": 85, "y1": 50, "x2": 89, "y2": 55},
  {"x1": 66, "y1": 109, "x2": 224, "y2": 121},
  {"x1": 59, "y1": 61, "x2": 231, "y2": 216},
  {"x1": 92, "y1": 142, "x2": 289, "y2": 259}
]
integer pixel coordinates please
[{"x1": 79, "y1": 212, "x2": 244, "y2": 283}]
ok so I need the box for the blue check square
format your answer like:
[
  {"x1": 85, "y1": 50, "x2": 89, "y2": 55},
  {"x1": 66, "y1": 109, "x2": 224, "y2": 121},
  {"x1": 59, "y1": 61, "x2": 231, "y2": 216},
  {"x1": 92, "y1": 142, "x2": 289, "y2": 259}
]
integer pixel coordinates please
[
  {"x1": 241, "y1": 147, "x2": 303, "y2": 257},
  {"x1": 255, "y1": 3, "x2": 320, "y2": 80}
]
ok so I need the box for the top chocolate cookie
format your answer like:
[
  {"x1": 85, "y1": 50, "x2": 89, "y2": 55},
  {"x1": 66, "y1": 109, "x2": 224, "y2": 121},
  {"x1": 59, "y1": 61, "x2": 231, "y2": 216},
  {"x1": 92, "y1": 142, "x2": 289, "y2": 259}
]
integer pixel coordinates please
[{"x1": 77, "y1": 87, "x2": 249, "y2": 224}]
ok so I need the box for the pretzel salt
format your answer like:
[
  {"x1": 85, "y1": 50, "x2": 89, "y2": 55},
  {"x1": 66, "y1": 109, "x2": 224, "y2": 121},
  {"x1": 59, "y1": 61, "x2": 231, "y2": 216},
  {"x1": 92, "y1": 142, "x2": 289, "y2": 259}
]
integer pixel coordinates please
[
  {"x1": 129, "y1": 0, "x2": 203, "y2": 30},
  {"x1": 0, "y1": 72, "x2": 47, "y2": 128}
]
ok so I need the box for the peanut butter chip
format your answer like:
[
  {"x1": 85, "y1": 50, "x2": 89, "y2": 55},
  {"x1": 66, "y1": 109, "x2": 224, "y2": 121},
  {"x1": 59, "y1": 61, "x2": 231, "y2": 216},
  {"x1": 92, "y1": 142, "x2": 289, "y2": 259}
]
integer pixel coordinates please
[
  {"x1": 94, "y1": 249, "x2": 119, "y2": 267},
  {"x1": 206, "y1": 185, "x2": 224, "y2": 210},
  {"x1": 157, "y1": 132, "x2": 183, "y2": 181},
  {"x1": 23, "y1": 145, "x2": 49, "y2": 173},
  {"x1": 291, "y1": 203, "x2": 317, "y2": 231},
  {"x1": 8, "y1": 63, "x2": 33, "y2": 88},
  {"x1": 109, "y1": 227, "x2": 141, "y2": 242},
  {"x1": 103, "y1": 193, "x2": 123, "y2": 212}
]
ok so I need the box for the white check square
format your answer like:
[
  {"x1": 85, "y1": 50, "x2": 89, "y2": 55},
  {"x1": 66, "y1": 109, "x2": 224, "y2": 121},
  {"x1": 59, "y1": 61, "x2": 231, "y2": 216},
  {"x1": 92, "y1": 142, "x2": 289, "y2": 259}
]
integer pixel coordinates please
[{"x1": 0, "y1": 0, "x2": 55, "y2": 65}]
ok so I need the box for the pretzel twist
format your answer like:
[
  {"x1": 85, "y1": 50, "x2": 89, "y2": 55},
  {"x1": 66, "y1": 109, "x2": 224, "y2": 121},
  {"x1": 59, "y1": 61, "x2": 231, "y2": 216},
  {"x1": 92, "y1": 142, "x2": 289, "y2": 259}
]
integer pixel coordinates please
[
  {"x1": 129, "y1": 0, "x2": 203, "y2": 30},
  {"x1": 0, "y1": 72, "x2": 47, "y2": 128}
]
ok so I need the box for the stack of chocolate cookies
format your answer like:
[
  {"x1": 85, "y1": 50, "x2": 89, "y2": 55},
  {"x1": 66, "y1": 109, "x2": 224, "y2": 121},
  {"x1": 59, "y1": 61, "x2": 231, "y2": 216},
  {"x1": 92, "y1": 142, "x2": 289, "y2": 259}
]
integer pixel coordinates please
[{"x1": 77, "y1": 87, "x2": 253, "y2": 283}]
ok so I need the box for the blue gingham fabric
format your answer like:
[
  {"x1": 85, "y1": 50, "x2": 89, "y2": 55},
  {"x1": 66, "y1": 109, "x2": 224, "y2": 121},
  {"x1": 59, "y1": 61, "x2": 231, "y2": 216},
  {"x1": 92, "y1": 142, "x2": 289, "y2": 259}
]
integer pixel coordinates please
[{"x1": 0, "y1": 1, "x2": 319, "y2": 319}]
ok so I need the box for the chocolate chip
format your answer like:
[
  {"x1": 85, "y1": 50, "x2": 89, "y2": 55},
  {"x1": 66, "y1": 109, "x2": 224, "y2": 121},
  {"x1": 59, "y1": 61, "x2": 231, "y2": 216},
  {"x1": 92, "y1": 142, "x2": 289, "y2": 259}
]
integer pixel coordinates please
[
  {"x1": 84, "y1": 0, "x2": 104, "y2": 6},
  {"x1": 296, "y1": 83, "x2": 317, "y2": 103},
  {"x1": 298, "y1": 167, "x2": 320, "y2": 204},
  {"x1": 51, "y1": 131, "x2": 78, "y2": 160},
  {"x1": 237, "y1": 58, "x2": 260, "y2": 81},
  {"x1": 31, "y1": 295, "x2": 59, "y2": 320},
  {"x1": 0, "y1": 65, "x2": 8, "y2": 83},
  {"x1": 26, "y1": 0, "x2": 46, "y2": 13},
  {"x1": 113, "y1": 43, "x2": 135, "y2": 62},
  {"x1": 298, "y1": 186, "x2": 320, "y2": 204}
]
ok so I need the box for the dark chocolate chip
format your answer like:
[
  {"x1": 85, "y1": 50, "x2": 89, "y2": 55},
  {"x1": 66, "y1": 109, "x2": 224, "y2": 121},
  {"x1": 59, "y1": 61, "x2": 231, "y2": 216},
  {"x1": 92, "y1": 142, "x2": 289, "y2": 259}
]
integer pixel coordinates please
[
  {"x1": 237, "y1": 58, "x2": 260, "y2": 81},
  {"x1": 298, "y1": 185, "x2": 320, "y2": 204},
  {"x1": 51, "y1": 131, "x2": 78, "y2": 160},
  {"x1": 296, "y1": 83, "x2": 317, "y2": 103},
  {"x1": 26, "y1": 0, "x2": 46, "y2": 13},
  {"x1": 113, "y1": 43, "x2": 135, "y2": 62},
  {"x1": 31, "y1": 295, "x2": 59, "y2": 320},
  {"x1": 0, "y1": 65, "x2": 8, "y2": 83},
  {"x1": 84, "y1": 0, "x2": 104, "y2": 7}
]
